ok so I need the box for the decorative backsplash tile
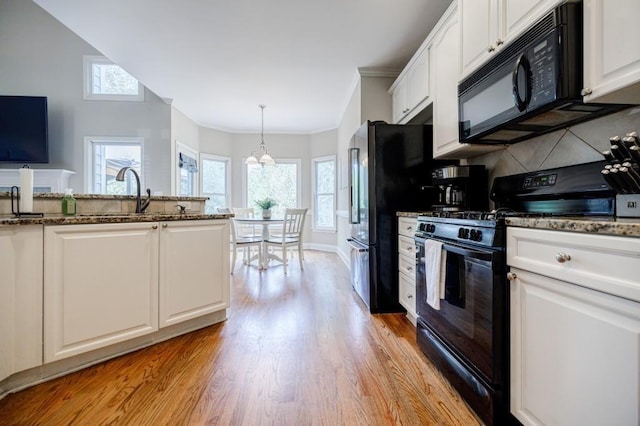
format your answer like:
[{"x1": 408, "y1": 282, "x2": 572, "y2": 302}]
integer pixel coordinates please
[{"x1": 469, "y1": 107, "x2": 640, "y2": 186}]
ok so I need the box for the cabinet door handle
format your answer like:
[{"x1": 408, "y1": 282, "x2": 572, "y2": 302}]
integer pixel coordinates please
[
  {"x1": 581, "y1": 88, "x2": 593, "y2": 96},
  {"x1": 407, "y1": 294, "x2": 413, "y2": 299},
  {"x1": 555, "y1": 252, "x2": 571, "y2": 263},
  {"x1": 406, "y1": 226, "x2": 413, "y2": 231},
  {"x1": 487, "y1": 45, "x2": 496, "y2": 53},
  {"x1": 162, "y1": 223, "x2": 168, "y2": 228},
  {"x1": 152, "y1": 224, "x2": 158, "y2": 229},
  {"x1": 495, "y1": 38, "x2": 504, "y2": 46},
  {"x1": 406, "y1": 266, "x2": 413, "y2": 272},
  {"x1": 507, "y1": 272, "x2": 517, "y2": 281}
]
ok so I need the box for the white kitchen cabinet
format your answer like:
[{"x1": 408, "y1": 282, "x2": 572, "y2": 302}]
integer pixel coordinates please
[
  {"x1": 44, "y1": 222, "x2": 160, "y2": 362},
  {"x1": 390, "y1": 43, "x2": 431, "y2": 124},
  {"x1": 431, "y1": 2, "x2": 502, "y2": 159},
  {"x1": 44, "y1": 220, "x2": 231, "y2": 362},
  {"x1": 507, "y1": 227, "x2": 640, "y2": 426},
  {"x1": 0, "y1": 225, "x2": 43, "y2": 381},
  {"x1": 44, "y1": 220, "x2": 230, "y2": 362},
  {"x1": 397, "y1": 217, "x2": 417, "y2": 325},
  {"x1": 159, "y1": 220, "x2": 230, "y2": 328},
  {"x1": 583, "y1": 0, "x2": 640, "y2": 104},
  {"x1": 460, "y1": 0, "x2": 561, "y2": 79}
]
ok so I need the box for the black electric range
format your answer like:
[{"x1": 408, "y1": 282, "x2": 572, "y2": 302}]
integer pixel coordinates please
[{"x1": 413, "y1": 161, "x2": 615, "y2": 426}]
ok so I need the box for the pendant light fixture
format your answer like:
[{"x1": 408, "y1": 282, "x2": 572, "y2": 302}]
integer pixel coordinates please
[{"x1": 245, "y1": 104, "x2": 275, "y2": 166}]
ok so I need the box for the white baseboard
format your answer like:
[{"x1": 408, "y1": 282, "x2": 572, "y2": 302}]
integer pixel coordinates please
[{"x1": 303, "y1": 243, "x2": 337, "y2": 252}]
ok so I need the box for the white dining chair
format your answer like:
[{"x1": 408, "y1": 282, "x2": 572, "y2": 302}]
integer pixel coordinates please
[
  {"x1": 219, "y1": 208, "x2": 262, "y2": 274},
  {"x1": 264, "y1": 208, "x2": 307, "y2": 274},
  {"x1": 232, "y1": 207, "x2": 259, "y2": 237}
]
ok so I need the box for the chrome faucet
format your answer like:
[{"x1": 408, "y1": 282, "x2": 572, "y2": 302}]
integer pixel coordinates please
[{"x1": 115, "y1": 167, "x2": 151, "y2": 213}]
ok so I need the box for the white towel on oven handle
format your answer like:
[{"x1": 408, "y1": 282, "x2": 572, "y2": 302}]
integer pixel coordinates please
[{"x1": 424, "y1": 239, "x2": 447, "y2": 310}]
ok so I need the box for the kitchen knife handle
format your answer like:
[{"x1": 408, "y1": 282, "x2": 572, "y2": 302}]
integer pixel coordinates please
[
  {"x1": 610, "y1": 144, "x2": 628, "y2": 162},
  {"x1": 601, "y1": 169, "x2": 621, "y2": 193},
  {"x1": 609, "y1": 168, "x2": 632, "y2": 194},
  {"x1": 602, "y1": 150, "x2": 616, "y2": 162}
]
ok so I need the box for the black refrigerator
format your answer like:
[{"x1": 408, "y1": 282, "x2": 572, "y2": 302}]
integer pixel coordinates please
[{"x1": 346, "y1": 121, "x2": 448, "y2": 313}]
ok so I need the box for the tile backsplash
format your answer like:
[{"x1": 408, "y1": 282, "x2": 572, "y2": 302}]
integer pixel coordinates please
[{"x1": 467, "y1": 107, "x2": 640, "y2": 189}]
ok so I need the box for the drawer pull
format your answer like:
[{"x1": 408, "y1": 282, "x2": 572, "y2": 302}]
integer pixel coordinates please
[
  {"x1": 406, "y1": 266, "x2": 413, "y2": 272},
  {"x1": 507, "y1": 272, "x2": 517, "y2": 281},
  {"x1": 406, "y1": 246, "x2": 414, "y2": 251},
  {"x1": 555, "y1": 252, "x2": 571, "y2": 263},
  {"x1": 407, "y1": 294, "x2": 413, "y2": 299},
  {"x1": 152, "y1": 225, "x2": 158, "y2": 229}
]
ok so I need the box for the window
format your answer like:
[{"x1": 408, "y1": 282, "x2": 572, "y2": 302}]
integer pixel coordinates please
[
  {"x1": 201, "y1": 154, "x2": 230, "y2": 214},
  {"x1": 83, "y1": 55, "x2": 144, "y2": 101},
  {"x1": 176, "y1": 143, "x2": 199, "y2": 197},
  {"x1": 245, "y1": 160, "x2": 300, "y2": 217},
  {"x1": 85, "y1": 137, "x2": 144, "y2": 194},
  {"x1": 313, "y1": 156, "x2": 336, "y2": 231}
]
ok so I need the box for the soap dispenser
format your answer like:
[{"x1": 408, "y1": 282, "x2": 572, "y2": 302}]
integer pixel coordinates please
[{"x1": 62, "y1": 188, "x2": 77, "y2": 216}]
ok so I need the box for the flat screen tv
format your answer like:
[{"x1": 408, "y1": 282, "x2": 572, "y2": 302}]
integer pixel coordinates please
[{"x1": 0, "y1": 95, "x2": 49, "y2": 163}]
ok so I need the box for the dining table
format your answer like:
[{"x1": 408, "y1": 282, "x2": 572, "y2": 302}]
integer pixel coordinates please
[{"x1": 233, "y1": 216, "x2": 283, "y2": 269}]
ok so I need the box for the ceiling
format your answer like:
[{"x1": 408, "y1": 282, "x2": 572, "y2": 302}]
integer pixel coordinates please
[{"x1": 34, "y1": 0, "x2": 452, "y2": 134}]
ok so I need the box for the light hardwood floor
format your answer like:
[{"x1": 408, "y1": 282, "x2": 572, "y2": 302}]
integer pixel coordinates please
[{"x1": 0, "y1": 251, "x2": 481, "y2": 425}]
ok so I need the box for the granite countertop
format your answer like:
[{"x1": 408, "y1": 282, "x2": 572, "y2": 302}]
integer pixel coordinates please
[
  {"x1": 397, "y1": 211, "x2": 430, "y2": 218},
  {"x1": 0, "y1": 192, "x2": 209, "y2": 201},
  {"x1": 0, "y1": 212, "x2": 233, "y2": 226},
  {"x1": 506, "y1": 217, "x2": 640, "y2": 238}
]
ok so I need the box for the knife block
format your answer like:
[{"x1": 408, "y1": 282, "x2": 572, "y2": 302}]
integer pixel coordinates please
[{"x1": 617, "y1": 194, "x2": 640, "y2": 218}]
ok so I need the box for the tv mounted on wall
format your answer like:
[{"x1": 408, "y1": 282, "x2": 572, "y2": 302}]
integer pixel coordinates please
[{"x1": 0, "y1": 95, "x2": 49, "y2": 163}]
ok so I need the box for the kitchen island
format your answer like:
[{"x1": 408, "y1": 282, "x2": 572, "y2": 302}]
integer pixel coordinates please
[{"x1": 0, "y1": 196, "x2": 232, "y2": 400}]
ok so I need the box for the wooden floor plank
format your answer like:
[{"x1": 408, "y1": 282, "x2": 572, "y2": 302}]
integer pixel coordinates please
[{"x1": 0, "y1": 251, "x2": 481, "y2": 425}]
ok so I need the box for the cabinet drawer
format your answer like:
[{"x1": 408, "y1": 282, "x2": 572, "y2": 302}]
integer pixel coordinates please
[
  {"x1": 507, "y1": 227, "x2": 640, "y2": 303},
  {"x1": 398, "y1": 253, "x2": 416, "y2": 282},
  {"x1": 398, "y1": 217, "x2": 417, "y2": 238},
  {"x1": 399, "y1": 272, "x2": 416, "y2": 314},
  {"x1": 398, "y1": 235, "x2": 417, "y2": 257}
]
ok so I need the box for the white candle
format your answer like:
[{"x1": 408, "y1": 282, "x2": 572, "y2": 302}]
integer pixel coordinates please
[{"x1": 19, "y1": 168, "x2": 34, "y2": 212}]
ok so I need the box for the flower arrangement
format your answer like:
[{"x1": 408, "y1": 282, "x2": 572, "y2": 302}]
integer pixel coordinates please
[{"x1": 255, "y1": 198, "x2": 277, "y2": 210}]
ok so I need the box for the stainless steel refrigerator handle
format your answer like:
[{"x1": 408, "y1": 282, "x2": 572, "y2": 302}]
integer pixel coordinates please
[
  {"x1": 348, "y1": 147, "x2": 360, "y2": 224},
  {"x1": 346, "y1": 238, "x2": 368, "y2": 252}
]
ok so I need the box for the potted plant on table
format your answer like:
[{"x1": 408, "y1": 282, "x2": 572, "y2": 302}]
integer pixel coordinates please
[{"x1": 255, "y1": 198, "x2": 277, "y2": 219}]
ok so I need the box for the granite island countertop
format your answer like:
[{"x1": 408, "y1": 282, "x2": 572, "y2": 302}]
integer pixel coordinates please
[
  {"x1": 0, "y1": 212, "x2": 233, "y2": 226},
  {"x1": 506, "y1": 217, "x2": 640, "y2": 238}
]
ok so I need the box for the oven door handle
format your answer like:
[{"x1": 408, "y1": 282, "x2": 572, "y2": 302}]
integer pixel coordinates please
[
  {"x1": 346, "y1": 238, "x2": 368, "y2": 252},
  {"x1": 441, "y1": 243, "x2": 493, "y2": 262}
]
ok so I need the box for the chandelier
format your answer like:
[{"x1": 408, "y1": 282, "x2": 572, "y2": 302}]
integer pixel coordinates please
[{"x1": 245, "y1": 104, "x2": 275, "y2": 165}]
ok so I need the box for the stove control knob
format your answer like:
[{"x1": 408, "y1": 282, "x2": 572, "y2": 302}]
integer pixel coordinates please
[
  {"x1": 469, "y1": 229, "x2": 483, "y2": 241},
  {"x1": 429, "y1": 224, "x2": 436, "y2": 233},
  {"x1": 464, "y1": 228, "x2": 470, "y2": 239},
  {"x1": 418, "y1": 223, "x2": 426, "y2": 232},
  {"x1": 458, "y1": 227, "x2": 465, "y2": 238}
]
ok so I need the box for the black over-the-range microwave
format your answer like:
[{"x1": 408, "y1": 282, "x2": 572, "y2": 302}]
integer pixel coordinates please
[{"x1": 458, "y1": 1, "x2": 631, "y2": 145}]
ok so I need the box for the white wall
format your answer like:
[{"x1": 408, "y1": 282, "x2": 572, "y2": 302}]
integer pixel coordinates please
[
  {"x1": 336, "y1": 79, "x2": 362, "y2": 263},
  {"x1": 0, "y1": 0, "x2": 172, "y2": 194},
  {"x1": 310, "y1": 129, "x2": 339, "y2": 249},
  {"x1": 170, "y1": 106, "x2": 200, "y2": 194}
]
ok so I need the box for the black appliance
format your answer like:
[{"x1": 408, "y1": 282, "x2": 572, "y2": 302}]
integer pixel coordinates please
[
  {"x1": 432, "y1": 165, "x2": 488, "y2": 212},
  {"x1": 458, "y1": 1, "x2": 630, "y2": 145},
  {"x1": 0, "y1": 96, "x2": 49, "y2": 163},
  {"x1": 414, "y1": 161, "x2": 614, "y2": 425},
  {"x1": 346, "y1": 120, "x2": 448, "y2": 313}
]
